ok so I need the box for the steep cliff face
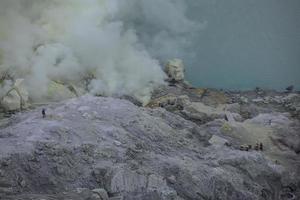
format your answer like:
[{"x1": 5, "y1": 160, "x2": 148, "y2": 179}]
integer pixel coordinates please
[{"x1": 0, "y1": 89, "x2": 299, "y2": 200}]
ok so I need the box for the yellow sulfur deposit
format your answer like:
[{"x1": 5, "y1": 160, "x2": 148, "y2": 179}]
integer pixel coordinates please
[
  {"x1": 47, "y1": 81, "x2": 77, "y2": 101},
  {"x1": 193, "y1": 88, "x2": 207, "y2": 97},
  {"x1": 221, "y1": 122, "x2": 233, "y2": 133}
]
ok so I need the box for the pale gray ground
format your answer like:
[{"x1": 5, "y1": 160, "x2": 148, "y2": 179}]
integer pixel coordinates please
[{"x1": 0, "y1": 87, "x2": 299, "y2": 200}]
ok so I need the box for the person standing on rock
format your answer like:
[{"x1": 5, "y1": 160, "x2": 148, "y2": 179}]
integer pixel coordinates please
[{"x1": 42, "y1": 108, "x2": 46, "y2": 118}]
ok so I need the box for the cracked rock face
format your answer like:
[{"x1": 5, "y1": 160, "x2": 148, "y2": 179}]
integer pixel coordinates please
[
  {"x1": 0, "y1": 94, "x2": 300, "y2": 200},
  {"x1": 0, "y1": 79, "x2": 29, "y2": 112}
]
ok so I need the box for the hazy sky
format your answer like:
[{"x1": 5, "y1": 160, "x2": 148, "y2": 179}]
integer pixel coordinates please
[
  {"x1": 127, "y1": 0, "x2": 300, "y2": 90},
  {"x1": 184, "y1": 0, "x2": 300, "y2": 90}
]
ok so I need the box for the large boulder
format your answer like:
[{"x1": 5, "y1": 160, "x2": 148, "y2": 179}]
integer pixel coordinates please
[{"x1": 165, "y1": 59, "x2": 185, "y2": 82}]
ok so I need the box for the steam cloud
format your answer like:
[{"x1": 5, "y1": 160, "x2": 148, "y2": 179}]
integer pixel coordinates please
[
  {"x1": 1, "y1": 0, "x2": 298, "y2": 105},
  {"x1": 0, "y1": 0, "x2": 199, "y2": 104}
]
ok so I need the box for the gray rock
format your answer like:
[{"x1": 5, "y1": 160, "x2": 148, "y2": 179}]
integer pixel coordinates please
[
  {"x1": 74, "y1": 188, "x2": 95, "y2": 200},
  {"x1": 0, "y1": 186, "x2": 14, "y2": 195},
  {"x1": 107, "y1": 169, "x2": 147, "y2": 193},
  {"x1": 209, "y1": 135, "x2": 229, "y2": 146},
  {"x1": 109, "y1": 196, "x2": 124, "y2": 200},
  {"x1": 0, "y1": 95, "x2": 299, "y2": 200},
  {"x1": 92, "y1": 188, "x2": 109, "y2": 200}
]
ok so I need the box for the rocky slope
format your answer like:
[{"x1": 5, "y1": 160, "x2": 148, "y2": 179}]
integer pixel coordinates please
[{"x1": 0, "y1": 85, "x2": 300, "y2": 200}]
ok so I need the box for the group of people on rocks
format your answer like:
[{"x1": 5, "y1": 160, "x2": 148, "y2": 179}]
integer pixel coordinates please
[{"x1": 240, "y1": 142, "x2": 263, "y2": 151}]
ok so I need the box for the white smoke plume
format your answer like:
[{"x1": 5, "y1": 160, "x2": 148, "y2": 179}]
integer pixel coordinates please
[{"x1": 1, "y1": 0, "x2": 200, "y2": 104}]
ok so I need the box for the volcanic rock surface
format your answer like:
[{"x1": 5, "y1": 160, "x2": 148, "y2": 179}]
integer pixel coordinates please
[{"x1": 0, "y1": 85, "x2": 300, "y2": 200}]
